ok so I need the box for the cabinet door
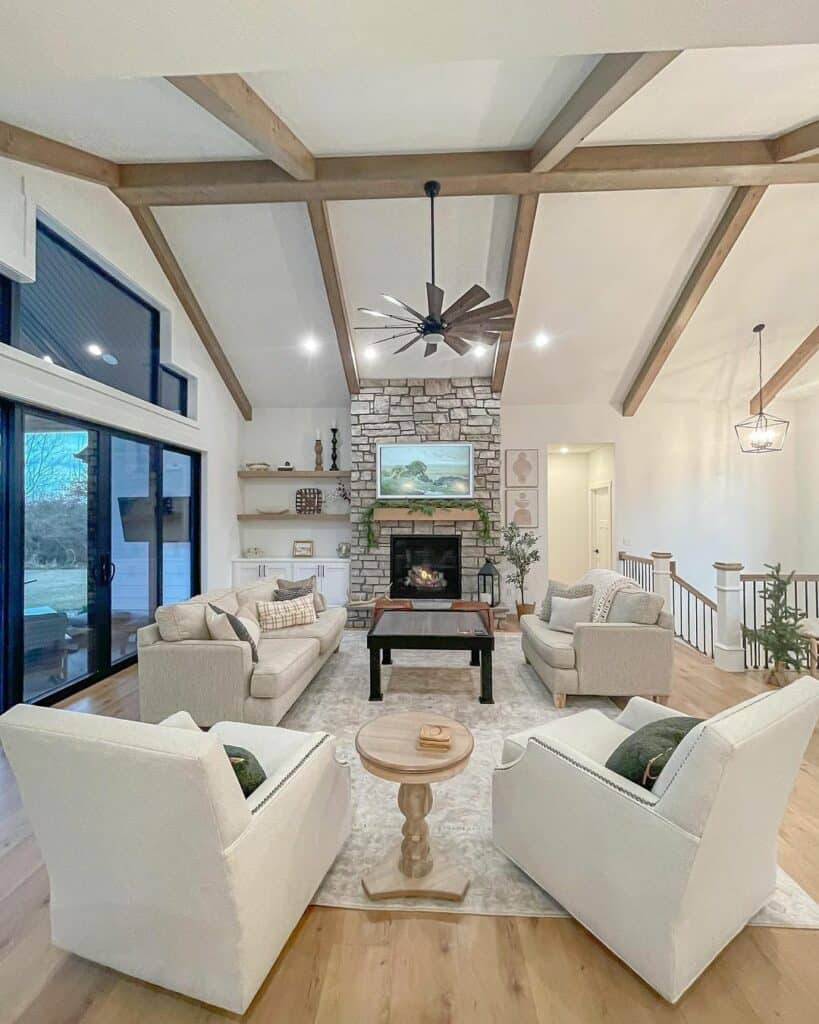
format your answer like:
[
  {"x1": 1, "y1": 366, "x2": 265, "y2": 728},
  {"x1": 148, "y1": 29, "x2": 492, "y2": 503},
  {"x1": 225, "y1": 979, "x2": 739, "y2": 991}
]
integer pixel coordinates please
[
  {"x1": 232, "y1": 562, "x2": 263, "y2": 588},
  {"x1": 320, "y1": 564, "x2": 349, "y2": 607},
  {"x1": 262, "y1": 561, "x2": 291, "y2": 581},
  {"x1": 289, "y1": 561, "x2": 320, "y2": 583}
]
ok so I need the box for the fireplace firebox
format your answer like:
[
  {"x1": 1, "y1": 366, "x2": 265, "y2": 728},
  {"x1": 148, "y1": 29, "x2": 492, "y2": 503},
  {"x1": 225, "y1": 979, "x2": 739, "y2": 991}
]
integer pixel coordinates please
[{"x1": 390, "y1": 535, "x2": 461, "y2": 600}]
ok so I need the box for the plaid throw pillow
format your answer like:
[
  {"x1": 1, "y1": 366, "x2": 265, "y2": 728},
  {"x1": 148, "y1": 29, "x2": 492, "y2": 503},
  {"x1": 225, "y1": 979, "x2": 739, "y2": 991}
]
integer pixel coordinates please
[{"x1": 257, "y1": 593, "x2": 317, "y2": 631}]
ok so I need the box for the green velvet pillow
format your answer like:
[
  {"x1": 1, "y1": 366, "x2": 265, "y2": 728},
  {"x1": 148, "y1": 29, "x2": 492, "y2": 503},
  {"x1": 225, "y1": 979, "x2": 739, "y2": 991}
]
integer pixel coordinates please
[
  {"x1": 605, "y1": 716, "x2": 702, "y2": 791},
  {"x1": 224, "y1": 745, "x2": 266, "y2": 798}
]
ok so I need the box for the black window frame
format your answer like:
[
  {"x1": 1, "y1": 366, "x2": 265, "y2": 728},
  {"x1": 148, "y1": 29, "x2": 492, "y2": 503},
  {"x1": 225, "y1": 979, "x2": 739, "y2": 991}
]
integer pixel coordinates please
[{"x1": 1, "y1": 220, "x2": 188, "y2": 417}]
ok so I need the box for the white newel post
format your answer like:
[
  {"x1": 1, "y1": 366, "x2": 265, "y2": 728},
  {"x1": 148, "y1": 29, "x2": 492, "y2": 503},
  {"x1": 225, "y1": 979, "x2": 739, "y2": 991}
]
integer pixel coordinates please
[
  {"x1": 713, "y1": 561, "x2": 745, "y2": 672},
  {"x1": 651, "y1": 552, "x2": 673, "y2": 611}
]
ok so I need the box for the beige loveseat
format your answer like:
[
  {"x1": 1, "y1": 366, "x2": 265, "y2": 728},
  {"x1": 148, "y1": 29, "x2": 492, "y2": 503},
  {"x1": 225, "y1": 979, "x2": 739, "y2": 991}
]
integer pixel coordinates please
[
  {"x1": 137, "y1": 580, "x2": 346, "y2": 727},
  {"x1": 521, "y1": 570, "x2": 674, "y2": 708}
]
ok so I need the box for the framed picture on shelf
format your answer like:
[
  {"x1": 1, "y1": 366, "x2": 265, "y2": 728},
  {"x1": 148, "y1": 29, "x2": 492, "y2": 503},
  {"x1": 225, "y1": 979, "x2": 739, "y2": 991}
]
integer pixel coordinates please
[
  {"x1": 505, "y1": 488, "x2": 539, "y2": 528},
  {"x1": 292, "y1": 540, "x2": 314, "y2": 558},
  {"x1": 505, "y1": 449, "x2": 538, "y2": 487}
]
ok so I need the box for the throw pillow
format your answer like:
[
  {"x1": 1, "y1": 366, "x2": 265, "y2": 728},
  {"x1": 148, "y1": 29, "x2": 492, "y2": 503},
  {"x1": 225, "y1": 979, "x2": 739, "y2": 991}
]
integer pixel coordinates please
[
  {"x1": 207, "y1": 604, "x2": 260, "y2": 663},
  {"x1": 549, "y1": 594, "x2": 595, "y2": 633},
  {"x1": 257, "y1": 593, "x2": 317, "y2": 631},
  {"x1": 276, "y1": 576, "x2": 327, "y2": 613},
  {"x1": 154, "y1": 601, "x2": 210, "y2": 642},
  {"x1": 606, "y1": 716, "x2": 703, "y2": 790},
  {"x1": 539, "y1": 581, "x2": 594, "y2": 622},
  {"x1": 607, "y1": 590, "x2": 664, "y2": 625},
  {"x1": 224, "y1": 745, "x2": 266, "y2": 798}
]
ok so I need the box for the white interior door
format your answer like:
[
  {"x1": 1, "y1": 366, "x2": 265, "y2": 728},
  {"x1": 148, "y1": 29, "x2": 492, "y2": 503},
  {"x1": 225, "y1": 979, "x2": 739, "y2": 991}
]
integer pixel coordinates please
[{"x1": 590, "y1": 484, "x2": 612, "y2": 570}]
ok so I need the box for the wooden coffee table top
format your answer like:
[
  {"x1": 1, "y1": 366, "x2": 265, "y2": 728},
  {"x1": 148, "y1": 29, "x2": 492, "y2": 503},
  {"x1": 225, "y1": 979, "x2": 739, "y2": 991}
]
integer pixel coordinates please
[{"x1": 355, "y1": 711, "x2": 474, "y2": 784}]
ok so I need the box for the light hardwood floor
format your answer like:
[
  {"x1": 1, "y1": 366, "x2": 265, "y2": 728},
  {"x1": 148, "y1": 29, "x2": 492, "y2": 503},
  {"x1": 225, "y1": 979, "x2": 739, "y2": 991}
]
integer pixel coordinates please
[{"x1": 1, "y1": 641, "x2": 817, "y2": 1023}]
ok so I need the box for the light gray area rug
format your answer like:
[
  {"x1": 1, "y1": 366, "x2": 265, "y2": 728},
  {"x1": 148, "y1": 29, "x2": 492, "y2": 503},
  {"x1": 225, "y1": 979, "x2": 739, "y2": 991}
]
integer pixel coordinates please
[{"x1": 281, "y1": 630, "x2": 819, "y2": 928}]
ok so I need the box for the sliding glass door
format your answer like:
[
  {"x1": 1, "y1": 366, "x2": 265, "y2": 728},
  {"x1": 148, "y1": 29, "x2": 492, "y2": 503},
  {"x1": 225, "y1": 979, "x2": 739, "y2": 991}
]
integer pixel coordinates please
[{"x1": 1, "y1": 404, "x2": 200, "y2": 710}]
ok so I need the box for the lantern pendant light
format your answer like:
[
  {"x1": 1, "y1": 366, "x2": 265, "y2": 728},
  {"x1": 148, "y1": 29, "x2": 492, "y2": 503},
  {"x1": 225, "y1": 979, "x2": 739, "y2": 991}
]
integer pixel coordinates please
[{"x1": 734, "y1": 324, "x2": 789, "y2": 453}]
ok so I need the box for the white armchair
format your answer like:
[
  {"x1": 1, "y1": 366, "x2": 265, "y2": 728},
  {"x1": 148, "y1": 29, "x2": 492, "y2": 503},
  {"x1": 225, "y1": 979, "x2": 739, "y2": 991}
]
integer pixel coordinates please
[
  {"x1": 492, "y1": 677, "x2": 819, "y2": 1002},
  {"x1": 0, "y1": 704, "x2": 351, "y2": 1014}
]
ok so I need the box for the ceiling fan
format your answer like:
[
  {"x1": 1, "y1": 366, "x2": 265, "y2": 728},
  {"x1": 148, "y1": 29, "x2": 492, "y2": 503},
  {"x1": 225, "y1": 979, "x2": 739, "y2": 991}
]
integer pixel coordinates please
[{"x1": 355, "y1": 180, "x2": 515, "y2": 358}]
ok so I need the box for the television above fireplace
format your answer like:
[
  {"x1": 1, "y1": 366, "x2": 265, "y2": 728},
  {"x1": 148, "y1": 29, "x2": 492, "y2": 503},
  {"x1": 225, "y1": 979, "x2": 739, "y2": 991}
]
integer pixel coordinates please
[{"x1": 376, "y1": 442, "x2": 473, "y2": 499}]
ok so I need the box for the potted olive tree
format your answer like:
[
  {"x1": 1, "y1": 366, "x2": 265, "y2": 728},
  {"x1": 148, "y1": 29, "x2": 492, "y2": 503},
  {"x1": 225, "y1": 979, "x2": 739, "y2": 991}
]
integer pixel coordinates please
[
  {"x1": 742, "y1": 563, "x2": 809, "y2": 686},
  {"x1": 500, "y1": 523, "x2": 541, "y2": 618}
]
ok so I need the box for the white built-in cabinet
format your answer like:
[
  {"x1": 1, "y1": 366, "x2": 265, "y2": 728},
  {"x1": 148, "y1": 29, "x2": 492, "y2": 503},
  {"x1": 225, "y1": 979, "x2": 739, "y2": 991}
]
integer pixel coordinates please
[{"x1": 232, "y1": 559, "x2": 349, "y2": 607}]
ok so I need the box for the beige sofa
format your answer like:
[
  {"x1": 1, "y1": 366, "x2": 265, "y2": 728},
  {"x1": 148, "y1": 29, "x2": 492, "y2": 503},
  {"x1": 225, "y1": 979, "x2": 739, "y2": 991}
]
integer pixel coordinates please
[
  {"x1": 521, "y1": 571, "x2": 674, "y2": 708},
  {"x1": 137, "y1": 581, "x2": 346, "y2": 727}
]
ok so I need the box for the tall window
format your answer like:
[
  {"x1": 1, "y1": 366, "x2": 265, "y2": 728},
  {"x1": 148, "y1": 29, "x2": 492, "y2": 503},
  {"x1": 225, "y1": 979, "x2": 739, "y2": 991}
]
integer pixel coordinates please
[{"x1": 1, "y1": 222, "x2": 188, "y2": 416}]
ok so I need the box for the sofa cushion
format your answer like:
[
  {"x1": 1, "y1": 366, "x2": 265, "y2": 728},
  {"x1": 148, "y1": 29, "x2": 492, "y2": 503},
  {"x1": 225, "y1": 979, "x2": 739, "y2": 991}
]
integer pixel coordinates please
[
  {"x1": 250, "y1": 638, "x2": 321, "y2": 699},
  {"x1": 539, "y1": 580, "x2": 593, "y2": 622},
  {"x1": 154, "y1": 590, "x2": 240, "y2": 642},
  {"x1": 520, "y1": 615, "x2": 577, "y2": 669},
  {"x1": 275, "y1": 576, "x2": 327, "y2": 613},
  {"x1": 206, "y1": 605, "x2": 260, "y2": 663},
  {"x1": 260, "y1": 606, "x2": 346, "y2": 655},
  {"x1": 257, "y1": 594, "x2": 317, "y2": 631},
  {"x1": 608, "y1": 590, "x2": 664, "y2": 626},
  {"x1": 503, "y1": 709, "x2": 633, "y2": 764},
  {"x1": 549, "y1": 594, "x2": 594, "y2": 633}
]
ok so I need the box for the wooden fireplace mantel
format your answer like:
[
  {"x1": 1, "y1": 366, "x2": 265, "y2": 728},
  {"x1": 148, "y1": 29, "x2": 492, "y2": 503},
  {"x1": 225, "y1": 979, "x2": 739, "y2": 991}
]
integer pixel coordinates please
[{"x1": 371, "y1": 508, "x2": 480, "y2": 523}]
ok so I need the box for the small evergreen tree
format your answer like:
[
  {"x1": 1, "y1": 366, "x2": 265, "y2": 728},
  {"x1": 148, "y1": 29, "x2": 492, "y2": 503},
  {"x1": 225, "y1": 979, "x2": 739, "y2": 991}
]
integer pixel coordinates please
[
  {"x1": 742, "y1": 563, "x2": 809, "y2": 686},
  {"x1": 500, "y1": 523, "x2": 541, "y2": 608}
]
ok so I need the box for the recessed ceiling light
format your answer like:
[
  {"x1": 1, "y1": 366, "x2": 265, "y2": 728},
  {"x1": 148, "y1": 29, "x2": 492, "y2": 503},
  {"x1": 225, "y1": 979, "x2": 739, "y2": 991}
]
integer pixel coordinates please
[
  {"x1": 363, "y1": 346, "x2": 377, "y2": 362},
  {"x1": 42, "y1": 355, "x2": 55, "y2": 364},
  {"x1": 86, "y1": 343, "x2": 103, "y2": 357},
  {"x1": 472, "y1": 343, "x2": 488, "y2": 357},
  {"x1": 534, "y1": 333, "x2": 550, "y2": 349},
  {"x1": 302, "y1": 336, "x2": 319, "y2": 354},
  {"x1": 559, "y1": 446, "x2": 569, "y2": 454},
  {"x1": 102, "y1": 353, "x2": 119, "y2": 366}
]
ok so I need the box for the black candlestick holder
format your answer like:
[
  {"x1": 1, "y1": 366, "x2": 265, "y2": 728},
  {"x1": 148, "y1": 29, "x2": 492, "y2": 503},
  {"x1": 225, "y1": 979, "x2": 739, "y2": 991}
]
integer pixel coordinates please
[{"x1": 330, "y1": 428, "x2": 339, "y2": 471}]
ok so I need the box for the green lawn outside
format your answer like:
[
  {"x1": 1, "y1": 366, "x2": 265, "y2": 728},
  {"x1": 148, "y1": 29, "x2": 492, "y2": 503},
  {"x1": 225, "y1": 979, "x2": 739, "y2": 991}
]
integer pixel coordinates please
[{"x1": 24, "y1": 568, "x2": 88, "y2": 613}]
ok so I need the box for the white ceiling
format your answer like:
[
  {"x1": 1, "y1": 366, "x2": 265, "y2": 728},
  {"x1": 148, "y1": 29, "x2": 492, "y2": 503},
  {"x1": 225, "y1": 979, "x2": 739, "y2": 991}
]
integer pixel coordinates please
[
  {"x1": 246, "y1": 57, "x2": 598, "y2": 156},
  {"x1": 0, "y1": 78, "x2": 261, "y2": 162},
  {"x1": 330, "y1": 195, "x2": 517, "y2": 377},
  {"x1": 154, "y1": 204, "x2": 349, "y2": 407},
  {"x1": 3, "y1": 2, "x2": 819, "y2": 87},
  {"x1": 586, "y1": 46, "x2": 819, "y2": 144}
]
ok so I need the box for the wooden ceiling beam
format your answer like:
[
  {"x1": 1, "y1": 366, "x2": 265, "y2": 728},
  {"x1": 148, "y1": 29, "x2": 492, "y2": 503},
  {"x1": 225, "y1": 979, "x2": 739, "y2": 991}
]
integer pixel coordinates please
[
  {"x1": 114, "y1": 141, "x2": 819, "y2": 206},
  {"x1": 0, "y1": 119, "x2": 119, "y2": 187},
  {"x1": 491, "y1": 194, "x2": 539, "y2": 393},
  {"x1": 530, "y1": 51, "x2": 680, "y2": 172},
  {"x1": 166, "y1": 74, "x2": 315, "y2": 180},
  {"x1": 129, "y1": 207, "x2": 253, "y2": 421},
  {"x1": 749, "y1": 324, "x2": 819, "y2": 414},
  {"x1": 307, "y1": 200, "x2": 360, "y2": 395},
  {"x1": 768, "y1": 119, "x2": 819, "y2": 163},
  {"x1": 622, "y1": 185, "x2": 767, "y2": 417}
]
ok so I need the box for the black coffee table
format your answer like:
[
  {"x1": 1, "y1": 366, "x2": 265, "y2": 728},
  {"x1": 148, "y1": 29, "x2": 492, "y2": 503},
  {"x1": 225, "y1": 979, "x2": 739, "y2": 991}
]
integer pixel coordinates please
[{"x1": 367, "y1": 609, "x2": 494, "y2": 704}]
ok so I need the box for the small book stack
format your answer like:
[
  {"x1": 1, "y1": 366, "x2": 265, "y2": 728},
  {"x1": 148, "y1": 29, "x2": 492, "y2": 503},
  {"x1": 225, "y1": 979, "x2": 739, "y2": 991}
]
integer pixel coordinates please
[{"x1": 417, "y1": 724, "x2": 451, "y2": 751}]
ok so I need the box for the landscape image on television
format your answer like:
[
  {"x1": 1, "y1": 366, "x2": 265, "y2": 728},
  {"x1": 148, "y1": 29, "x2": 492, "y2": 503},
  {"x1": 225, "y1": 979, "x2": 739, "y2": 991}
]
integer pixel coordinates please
[{"x1": 377, "y1": 443, "x2": 473, "y2": 499}]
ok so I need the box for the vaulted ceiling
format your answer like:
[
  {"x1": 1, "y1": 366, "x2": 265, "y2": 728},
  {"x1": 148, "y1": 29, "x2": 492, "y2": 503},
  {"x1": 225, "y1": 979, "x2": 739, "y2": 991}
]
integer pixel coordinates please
[{"x1": 1, "y1": 4, "x2": 819, "y2": 411}]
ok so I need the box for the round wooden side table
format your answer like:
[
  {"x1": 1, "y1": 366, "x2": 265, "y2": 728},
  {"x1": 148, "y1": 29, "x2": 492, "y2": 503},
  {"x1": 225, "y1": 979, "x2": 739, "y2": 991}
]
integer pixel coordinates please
[{"x1": 355, "y1": 710, "x2": 474, "y2": 902}]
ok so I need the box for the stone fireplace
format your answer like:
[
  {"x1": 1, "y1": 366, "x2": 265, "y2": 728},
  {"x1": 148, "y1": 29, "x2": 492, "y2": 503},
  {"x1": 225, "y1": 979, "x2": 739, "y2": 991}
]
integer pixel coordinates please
[
  {"x1": 390, "y1": 535, "x2": 461, "y2": 600},
  {"x1": 348, "y1": 377, "x2": 501, "y2": 627}
]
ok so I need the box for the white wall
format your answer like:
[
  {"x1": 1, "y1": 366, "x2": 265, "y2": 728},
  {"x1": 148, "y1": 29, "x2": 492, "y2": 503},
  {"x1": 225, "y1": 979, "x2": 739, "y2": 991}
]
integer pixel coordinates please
[
  {"x1": 502, "y1": 398, "x2": 803, "y2": 603},
  {"x1": 0, "y1": 156, "x2": 243, "y2": 588},
  {"x1": 793, "y1": 393, "x2": 819, "y2": 571},
  {"x1": 238, "y1": 405, "x2": 352, "y2": 559},
  {"x1": 547, "y1": 452, "x2": 591, "y2": 583}
]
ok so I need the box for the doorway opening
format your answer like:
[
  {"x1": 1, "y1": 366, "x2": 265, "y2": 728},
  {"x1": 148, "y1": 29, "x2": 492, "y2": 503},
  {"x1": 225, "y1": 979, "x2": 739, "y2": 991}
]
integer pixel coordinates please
[{"x1": 546, "y1": 444, "x2": 615, "y2": 583}]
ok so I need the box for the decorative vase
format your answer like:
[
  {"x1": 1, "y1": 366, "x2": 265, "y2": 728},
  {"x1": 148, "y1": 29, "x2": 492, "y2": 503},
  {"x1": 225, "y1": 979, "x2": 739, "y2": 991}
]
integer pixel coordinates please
[{"x1": 516, "y1": 602, "x2": 535, "y2": 618}]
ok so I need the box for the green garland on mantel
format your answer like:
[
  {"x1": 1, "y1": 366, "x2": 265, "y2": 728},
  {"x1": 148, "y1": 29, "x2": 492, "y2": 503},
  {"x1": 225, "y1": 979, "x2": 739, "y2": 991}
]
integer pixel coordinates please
[{"x1": 361, "y1": 499, "x2": 492, "y2": 550}]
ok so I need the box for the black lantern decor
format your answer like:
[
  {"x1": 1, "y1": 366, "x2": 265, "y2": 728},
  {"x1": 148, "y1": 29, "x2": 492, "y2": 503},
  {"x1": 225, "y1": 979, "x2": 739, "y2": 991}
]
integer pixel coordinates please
[{"x1": 478, "y1": 559, "x2": 501, "y2": 607}]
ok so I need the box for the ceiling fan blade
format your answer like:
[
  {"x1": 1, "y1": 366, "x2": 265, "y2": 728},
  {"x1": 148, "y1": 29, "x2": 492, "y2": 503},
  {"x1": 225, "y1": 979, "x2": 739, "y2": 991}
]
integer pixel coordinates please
[
  {"x1": 448, "y1": 298, "x2": 514, "y2": 326},
  {"x1": 394, "y1": 334, "x2": 422, "y2": 354},
  {"x1": 382, "y1": 293, "x2": 425, "y2": 321},
  {"x1": 426, "y1": 283, "x2": 444, "y2": 321},
  {"x1": 461, "y1": 316, "x2": 515, "y2": 333},
  {"x1": 372, "y1": 330, "x2": 418, "y2": 345},
  {"x1": 424, "y1": 342, "x2": 438, "y2": 358},
  {"x1": 358, "y1": 306, "x2": 417, "y2": 325},
  {"x1": 442, "y1": 335, "x2": 471, "y2": 356},
  {"x1": 441, "y1": 284, "x2": 489, "y2": 323},
  {"x1": 449, "y1": 328, "x2": 495, "y2": 342}
]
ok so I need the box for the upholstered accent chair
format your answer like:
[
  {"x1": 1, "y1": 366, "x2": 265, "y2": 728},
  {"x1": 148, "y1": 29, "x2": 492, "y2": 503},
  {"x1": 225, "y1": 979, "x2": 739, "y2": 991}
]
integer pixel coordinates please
[
  {"x1": 0, "y1": 704, "x2": 351, "y2": 1013},
  {"x1": 492, "y1": 677, "x2": 819, "y2": 1003}
]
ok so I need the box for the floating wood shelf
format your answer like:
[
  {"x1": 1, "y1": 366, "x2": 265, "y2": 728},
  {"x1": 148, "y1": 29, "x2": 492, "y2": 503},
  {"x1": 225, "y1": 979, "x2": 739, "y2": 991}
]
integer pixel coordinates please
[
  {"x1": 372, "y1": 508, "x2": 480, "y2": 523},
  {"x1": 238, "y1": 513, "x2": 350, "y2": 522},
  {"x1": 238, "y1": 470, "x2": 351, "y2": 480}
]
